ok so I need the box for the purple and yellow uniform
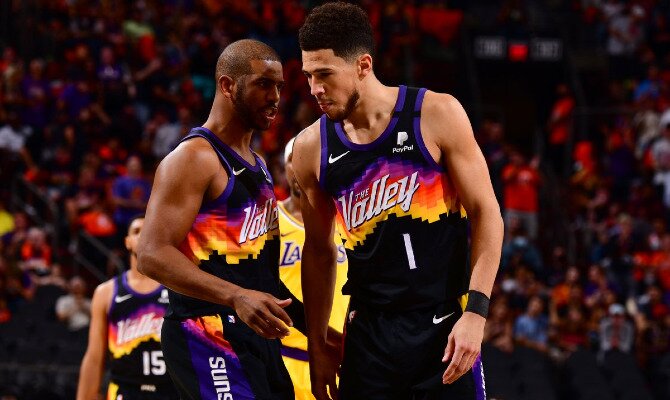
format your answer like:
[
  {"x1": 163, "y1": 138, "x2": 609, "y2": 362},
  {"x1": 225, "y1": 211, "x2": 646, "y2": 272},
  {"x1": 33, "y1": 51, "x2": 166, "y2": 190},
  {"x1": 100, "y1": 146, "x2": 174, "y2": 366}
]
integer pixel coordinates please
[
  {"x1": 107, "y1": 271, "x2": 178, "y2": 400},
  {"x1": 160, "y1": 127, "x2": 294, "y2": 400},
  {"x1": 319, "y1": 86, "x2": 486, "y2": 399}
]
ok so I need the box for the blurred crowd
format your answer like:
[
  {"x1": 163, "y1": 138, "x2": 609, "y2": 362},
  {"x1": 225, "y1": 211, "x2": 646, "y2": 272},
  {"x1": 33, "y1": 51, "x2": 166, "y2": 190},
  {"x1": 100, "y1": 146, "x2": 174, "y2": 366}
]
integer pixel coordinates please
[{"x1": 0, "y1": 0, "x2": 670, "y2": 398}]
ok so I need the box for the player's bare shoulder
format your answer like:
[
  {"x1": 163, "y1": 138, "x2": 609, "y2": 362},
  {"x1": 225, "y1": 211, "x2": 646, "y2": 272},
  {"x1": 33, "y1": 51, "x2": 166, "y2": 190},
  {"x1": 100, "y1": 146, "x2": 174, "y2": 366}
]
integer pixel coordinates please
[
  {"x1": 92, "y1": 278, "x2": 115, "y2": 313},
  {"x1": 420, "y1": 90, "x2": 475, "y2": 149},
  {"x1": 292, "y1": 119, "x2": 322, "y2": 179},
  {"x1": 157, "y1": 135, "x2": 223, "y2": 184}
]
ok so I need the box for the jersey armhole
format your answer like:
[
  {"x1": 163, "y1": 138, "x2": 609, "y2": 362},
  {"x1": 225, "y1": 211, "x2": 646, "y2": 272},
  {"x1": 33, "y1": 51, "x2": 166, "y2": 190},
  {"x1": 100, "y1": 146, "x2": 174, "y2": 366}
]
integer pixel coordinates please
[
  {"x1": 180, "y1": 132, "x2": 236, "y2": 211},
  {"x1": 318, "y1": 115, "x2": 328, "y2": 190},
  {"x1": 108, "y1": 274, "x2": 121, "y2": 314},
  {"x1": 252, "y1": 151, "x2": 274, "y2": 185},
  {"x1": 413, "y1": 88, "x2": 445, "y2": 172}
]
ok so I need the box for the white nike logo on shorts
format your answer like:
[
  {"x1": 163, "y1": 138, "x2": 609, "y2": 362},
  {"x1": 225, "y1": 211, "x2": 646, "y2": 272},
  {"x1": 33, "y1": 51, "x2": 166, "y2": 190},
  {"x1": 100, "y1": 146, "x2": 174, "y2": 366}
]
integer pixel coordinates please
[{"x1": 433, "y1": 312, "x2": 454, "y2": 325}]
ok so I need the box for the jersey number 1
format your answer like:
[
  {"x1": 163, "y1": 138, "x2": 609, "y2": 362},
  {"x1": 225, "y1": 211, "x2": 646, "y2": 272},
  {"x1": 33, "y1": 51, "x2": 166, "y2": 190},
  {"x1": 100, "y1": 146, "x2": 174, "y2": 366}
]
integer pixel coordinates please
[
  {"x1": 402, "y1": 233, "x2": 419, "y2": 270},
  {"x1": 142, "y1": 350, "x2": 166, "y2": 375}
]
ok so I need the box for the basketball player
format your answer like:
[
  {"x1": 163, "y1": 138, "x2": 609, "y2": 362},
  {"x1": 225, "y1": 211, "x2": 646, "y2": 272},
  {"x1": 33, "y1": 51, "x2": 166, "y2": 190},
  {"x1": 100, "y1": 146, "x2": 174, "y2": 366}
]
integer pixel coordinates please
[
  {"x1": 292, "y1": 3, "x2": 504, "y2": 399},
  {"x1": 278, "y1": 138, "x2": 349, "y2": 399},
  {"x1": 77, "y1": 215, "x2": 178, "y2": 400},
  {"x1": 137, "y1": 40, "x2": 303, "y2": 399}
]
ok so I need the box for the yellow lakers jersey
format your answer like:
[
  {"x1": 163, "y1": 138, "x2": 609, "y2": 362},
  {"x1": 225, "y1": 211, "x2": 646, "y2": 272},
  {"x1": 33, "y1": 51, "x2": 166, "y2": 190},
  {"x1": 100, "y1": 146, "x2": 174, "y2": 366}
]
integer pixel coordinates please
[{"x1": 277, "y1": 201, "x2": 349, "y2": 352}]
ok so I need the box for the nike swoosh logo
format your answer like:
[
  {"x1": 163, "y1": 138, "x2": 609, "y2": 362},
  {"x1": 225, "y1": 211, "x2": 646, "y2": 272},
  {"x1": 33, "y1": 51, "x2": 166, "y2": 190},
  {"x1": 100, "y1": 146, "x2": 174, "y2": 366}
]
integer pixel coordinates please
[
  {"x1": 433, "y1": 312, "x2": 455, "y2": 325},
  {"x1": 115, "y1": 294, "x2": 133, "y2": 303},
  {"x1": 280, "y1": 231, "x2": 295, "y2": 237},
  {"x1": 328, "y1": 151, "x2": 350, "y2": 164},
  {"x1": 232, "y1": 168, "x2": 245, "y2": 176}
]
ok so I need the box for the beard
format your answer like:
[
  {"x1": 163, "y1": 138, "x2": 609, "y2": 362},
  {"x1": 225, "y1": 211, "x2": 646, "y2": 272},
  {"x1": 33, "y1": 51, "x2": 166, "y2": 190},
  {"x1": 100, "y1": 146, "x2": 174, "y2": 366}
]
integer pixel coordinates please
[
  {"x1": 328, "y1": 89, "x2": 360, "y2": 121},
  {"x1": 232, "y1": 82, "x2": 271, "y2": 131}
]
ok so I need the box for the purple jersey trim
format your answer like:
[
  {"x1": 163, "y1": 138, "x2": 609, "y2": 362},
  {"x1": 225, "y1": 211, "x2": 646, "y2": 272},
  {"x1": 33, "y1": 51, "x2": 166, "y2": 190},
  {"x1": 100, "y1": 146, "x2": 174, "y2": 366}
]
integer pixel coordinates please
[
  {"x1": 121, "y1": 271, "x2": 163, "y2": 298},
  {"x1": 472, "y1": 355, "x2": 486, "y2": 400},
  {"x1": 280, "y1": 345, "x2": 309, "y2": 362},
  {"x1": 180, "y1": 131, "x2": 236, "y2": 212},
  {"x1": 108, "y1": 274, "x2": 120, "y2": 314},
  {"x1": 333, "y1": 85, "x2": 406, "y2": 151},
  {"x1": 318, "y1": 115, "x2": 328, "y2": 190},
  {"x1": 413, "y1": 88, "x2": 444, "y2": 172},
  {"x1": 196, "y1": 126, "x2": 261, "y2": 172}
]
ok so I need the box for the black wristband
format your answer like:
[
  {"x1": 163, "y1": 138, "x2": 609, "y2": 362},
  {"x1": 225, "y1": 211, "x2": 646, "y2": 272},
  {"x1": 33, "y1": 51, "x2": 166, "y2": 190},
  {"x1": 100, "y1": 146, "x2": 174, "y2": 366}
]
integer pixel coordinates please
[{"x1": 464, "y1": 290, "x2": 490, "y2": 319}]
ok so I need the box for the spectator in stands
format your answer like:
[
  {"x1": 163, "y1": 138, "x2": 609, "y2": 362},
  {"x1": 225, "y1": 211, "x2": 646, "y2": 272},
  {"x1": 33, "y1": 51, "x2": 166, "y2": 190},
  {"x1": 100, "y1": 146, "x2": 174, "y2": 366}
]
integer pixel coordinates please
[
  {"x1": 502, "y1": 149, "x2": 541, "y2": 240},
  {"x1": 637, "y1": 284, "x2": 670, "y2": 323},
  {"x1": 547, "y1": 83, "x2": 575, "y2": 176},
  {"x1": 550, "y1": 303, "x2": 589, "y2": 355},
  {"x1": 484, "y1": 297, "x2": 515, "y2": 353},
  {"x1": 501, "y1": 216, "x2": 544, "y2": 277},
  {"x1": 20, "y1": 59, "x2": 50, "y2": 131},
  {"x1": 478, "y1": 118, "x2": 508, "y2": 204},
  {"x1": 55, "y1": 276, "x2": 91, "y2": 332},
  {"x1": 514, "y1": 295, "x2": 550, "y2": 353},
  {"x1": 551, "y1": 266, "x2": 581, "y2": 309},
  {"x1": 110, "y1": 155, "x2": 151, "y2": 233},
  {"x1": 599, "y1": 303, "x2": 634, "y2": 355},
  {"x1": 19, "y1": 227, "x2": 51, "y2": 275},
  {"x1": 0, "y1": 109, "x2": 33, "y2": 166}
]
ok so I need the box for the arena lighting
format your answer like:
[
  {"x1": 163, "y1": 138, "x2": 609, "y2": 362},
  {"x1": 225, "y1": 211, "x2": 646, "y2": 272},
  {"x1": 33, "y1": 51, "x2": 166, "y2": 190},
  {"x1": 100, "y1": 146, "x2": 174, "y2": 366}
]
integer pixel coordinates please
[
  {"x1": 508, "y1": 42, "x2": 529, "y2": 62},
  {"x1": 474, "y1": 36, "x2": 563, "y2": 62}
]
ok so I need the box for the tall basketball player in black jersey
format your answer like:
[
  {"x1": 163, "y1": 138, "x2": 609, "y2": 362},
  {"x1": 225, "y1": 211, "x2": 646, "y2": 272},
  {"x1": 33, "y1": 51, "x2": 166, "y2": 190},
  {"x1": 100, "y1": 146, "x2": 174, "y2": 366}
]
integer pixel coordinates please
[
  {"x1": 77, "y1": 215, "x2": 178, "y2": 400},
  {"x1": 293, "y1": 3, "x2": 504, "y2": 400},
  {"x1": 137, "y1": 40, "x2": 309, "y2": 400}
]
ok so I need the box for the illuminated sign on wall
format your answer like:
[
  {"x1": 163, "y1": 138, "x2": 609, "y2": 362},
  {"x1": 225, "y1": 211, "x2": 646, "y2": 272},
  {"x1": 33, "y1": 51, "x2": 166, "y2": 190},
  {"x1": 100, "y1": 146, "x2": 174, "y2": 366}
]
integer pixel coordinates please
[{"x1": 474, "y1": 36, "x2": 562, "y2": 62}]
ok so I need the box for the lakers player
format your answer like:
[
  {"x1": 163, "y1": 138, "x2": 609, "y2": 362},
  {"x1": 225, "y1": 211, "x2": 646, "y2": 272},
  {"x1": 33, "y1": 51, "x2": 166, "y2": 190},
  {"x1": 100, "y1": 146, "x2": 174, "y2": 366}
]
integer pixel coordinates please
[
  {"x1": 293, "y1": 3, "x2": 503, "y2": 399},
  {"x1": 77, "y1": 215, "x2": 178, "y2": 400},
  {"x1": 278, "y1": 138, "x2": 349, "y2": 399}
]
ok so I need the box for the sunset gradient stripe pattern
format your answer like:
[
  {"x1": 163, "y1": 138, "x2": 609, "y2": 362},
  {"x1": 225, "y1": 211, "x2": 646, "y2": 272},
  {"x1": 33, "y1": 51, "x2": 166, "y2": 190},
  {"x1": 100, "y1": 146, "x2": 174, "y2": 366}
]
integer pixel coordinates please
[
  {"x1": 180, "y1": 185, "x2": 278, "y2": 265},
  {"x1": 334, "y1": 158, "x2": 466, "y2": 250}
]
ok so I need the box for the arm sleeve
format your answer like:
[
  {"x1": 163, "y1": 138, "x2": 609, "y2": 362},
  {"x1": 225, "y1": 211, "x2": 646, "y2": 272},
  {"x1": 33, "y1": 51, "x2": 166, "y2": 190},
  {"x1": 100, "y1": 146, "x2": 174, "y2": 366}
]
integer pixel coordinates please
[{"x1": 278, "y1": 281, "x2": 306, "y2": 335}]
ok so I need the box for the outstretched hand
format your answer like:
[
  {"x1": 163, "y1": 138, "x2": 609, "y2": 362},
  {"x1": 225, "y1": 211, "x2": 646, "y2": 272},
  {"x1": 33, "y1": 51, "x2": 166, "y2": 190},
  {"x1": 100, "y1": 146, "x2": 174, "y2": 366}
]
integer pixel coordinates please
[
  {"x1": 232, "y1": 288, "x2": 293, "y2": 339},
  {"x1": 442, "y1": 312, "x2": 486, "y2": 384}
]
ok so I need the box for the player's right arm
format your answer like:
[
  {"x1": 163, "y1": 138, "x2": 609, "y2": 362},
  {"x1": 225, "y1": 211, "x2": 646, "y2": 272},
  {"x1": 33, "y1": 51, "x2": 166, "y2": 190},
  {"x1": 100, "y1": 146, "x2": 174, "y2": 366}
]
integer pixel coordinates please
[
  {"x1": 292, "y1": 123, "x2": 340, "y2": 400},
  {"x1": 76, "y1": 280, "x2": 112, "y2": 400},
  {"x1": 137, "y1": 139, "x2": 291, "y2": 339}
]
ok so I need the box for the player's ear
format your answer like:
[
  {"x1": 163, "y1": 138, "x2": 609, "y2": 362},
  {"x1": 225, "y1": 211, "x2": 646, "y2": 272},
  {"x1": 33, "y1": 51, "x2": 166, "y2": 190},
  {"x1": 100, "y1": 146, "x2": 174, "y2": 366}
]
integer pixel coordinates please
[
  {"x1": 218, "y1": 74, "x2": 236, "y2": 99},
  {"x1": 124, "y1": 235, "x2": 131, "y2": 251},
  {"x1": 357, "y1": 54, "x2": 372, "y2": 80}
]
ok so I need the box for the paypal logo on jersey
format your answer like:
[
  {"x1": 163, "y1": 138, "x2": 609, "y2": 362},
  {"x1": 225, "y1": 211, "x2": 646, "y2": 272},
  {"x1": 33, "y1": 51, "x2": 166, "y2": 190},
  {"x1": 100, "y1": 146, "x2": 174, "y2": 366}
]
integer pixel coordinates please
[
  {"x1": 280, "y1": 241, "x2": 347, "y2": 266},
  {"x1": 393, "y1": 131, "x2": 413, "y2": 154}
]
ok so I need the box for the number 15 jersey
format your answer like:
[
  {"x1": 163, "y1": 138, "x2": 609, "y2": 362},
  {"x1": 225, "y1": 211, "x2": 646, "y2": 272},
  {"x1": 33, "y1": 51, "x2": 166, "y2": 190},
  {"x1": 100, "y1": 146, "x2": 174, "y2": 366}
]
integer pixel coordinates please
[{"x1": 319, "y1": 85, "x2": 469, "y2": 311}]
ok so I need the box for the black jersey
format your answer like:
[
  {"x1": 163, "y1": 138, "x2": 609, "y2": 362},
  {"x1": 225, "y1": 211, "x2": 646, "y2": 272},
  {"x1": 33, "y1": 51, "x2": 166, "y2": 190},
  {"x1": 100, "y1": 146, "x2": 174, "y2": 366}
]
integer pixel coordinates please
[
  {"x1": 107, "y1": 271, "x2": 172, "y2": 389},
  {"x1": 170, "y1": 127, "x2": 281, "y2": 320},
  {"x1": 320, "y1": 85, "x2": 469, "y2": 311}
]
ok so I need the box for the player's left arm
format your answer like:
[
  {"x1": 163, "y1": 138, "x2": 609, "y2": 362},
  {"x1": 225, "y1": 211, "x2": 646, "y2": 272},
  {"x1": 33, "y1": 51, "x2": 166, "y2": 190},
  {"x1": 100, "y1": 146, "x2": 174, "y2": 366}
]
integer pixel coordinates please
[
  {"x1": 421, "y1": 91, "x2": 504, "y2": 384},
  {"x1": 76, "y1": 280, "x2": 112, "y2": 400}
]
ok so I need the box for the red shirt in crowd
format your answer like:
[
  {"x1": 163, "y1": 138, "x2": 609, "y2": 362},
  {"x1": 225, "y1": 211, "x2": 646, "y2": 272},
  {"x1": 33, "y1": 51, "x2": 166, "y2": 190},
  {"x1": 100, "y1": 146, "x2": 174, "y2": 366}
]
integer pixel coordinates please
[{"x1": 503, "y1": 165, "x2": 541, "y2": 212}]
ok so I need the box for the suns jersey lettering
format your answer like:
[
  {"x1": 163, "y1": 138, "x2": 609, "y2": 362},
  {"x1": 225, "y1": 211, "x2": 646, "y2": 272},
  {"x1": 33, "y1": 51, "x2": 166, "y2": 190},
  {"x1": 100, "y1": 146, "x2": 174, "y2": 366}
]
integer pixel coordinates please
[
  {"x1": 319, "y1": 86, "x2": 470, "y2": 311},
  {"x1": 107, "y1": 272, "x2": 172, "y2": 387},
  {"x1": 277, "y1": 202, "x2": 349, "y2": 351},
  {"x1": 170, "y1": 127, "x2": 281, "y2": 320}
]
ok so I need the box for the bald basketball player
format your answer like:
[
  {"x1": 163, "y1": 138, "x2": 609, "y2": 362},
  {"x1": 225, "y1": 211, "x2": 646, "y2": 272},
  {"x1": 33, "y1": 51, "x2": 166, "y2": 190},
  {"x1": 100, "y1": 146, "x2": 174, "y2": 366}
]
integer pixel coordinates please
[{"x1": 137, "y1": 39, "x2": 303, "y2": 400}]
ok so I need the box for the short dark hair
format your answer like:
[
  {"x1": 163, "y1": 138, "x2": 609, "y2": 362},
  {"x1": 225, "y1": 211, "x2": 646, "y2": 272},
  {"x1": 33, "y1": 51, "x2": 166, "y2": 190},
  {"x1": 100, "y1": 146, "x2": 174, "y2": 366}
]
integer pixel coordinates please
[
  {"x1": 215, "y1": 39, "x2": 281, "y2": 82},
  {"x1": 127, "y1": 214, "x2": 145, "y2": 234},
  {"x1": 299, "y1": 2, "x2": 374, "y2": 61}
]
